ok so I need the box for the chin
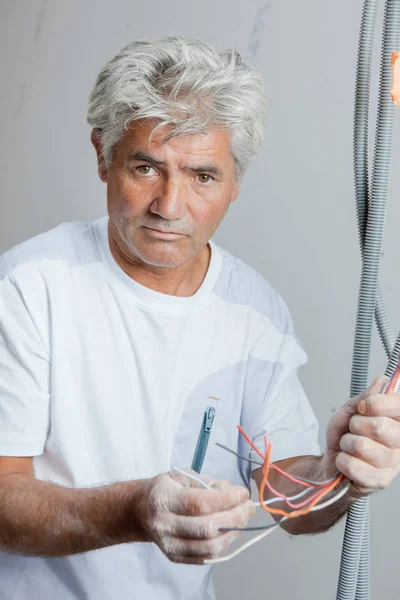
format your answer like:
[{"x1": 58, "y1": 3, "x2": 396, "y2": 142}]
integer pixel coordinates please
[{"x1": 133, "y1": 242, "x2": 191, "y2": 268}]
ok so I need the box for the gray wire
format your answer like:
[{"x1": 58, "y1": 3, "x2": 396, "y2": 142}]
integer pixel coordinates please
[
  {"x1": 221, "y1": 520, "x2": 286, "y2": 533},
  {"x1": 215, "y1": 442, "x2": 264, "y2": 467}
]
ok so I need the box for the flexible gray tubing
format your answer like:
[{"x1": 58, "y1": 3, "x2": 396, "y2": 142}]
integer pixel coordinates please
[
  {"x1": 375, "y1": 292, "x2": 394, "y2": 356},
  {"x1": 336, "y1": 4, "x2": 378, "y2": 598},
  {"x1": 355, "y1": 331, "x2": 400, "y2": 599},
  {"x1": 353, "y1": 2, "x2": 398, "y2": 597},
  {"x1": 356, "y1": 4, "x2": 400, "y2": 598},
  {"x1": 336, "y1": 1, "x2": 400, "y2": 599},
  {"x1": 348, "y1": 6, "x2": 379, "y2": 598},
  {"x1": 352, "y1": 0, "x2": 394, "y2": 359}
]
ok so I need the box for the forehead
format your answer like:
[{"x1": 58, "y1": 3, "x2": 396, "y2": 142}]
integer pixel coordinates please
[{"x1": 118, "y1": 119, "x2": 234, "y2": 164}]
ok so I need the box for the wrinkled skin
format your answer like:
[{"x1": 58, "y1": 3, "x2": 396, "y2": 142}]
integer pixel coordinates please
[
  {"x1": 135, "y1": 469, "x2": 255, "y2": 565},
  {"x1": 324, "y1": 376, "x2": 400, "y2": 498}
]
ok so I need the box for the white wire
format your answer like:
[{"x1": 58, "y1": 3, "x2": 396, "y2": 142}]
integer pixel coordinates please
[
  {"x1": 309, "y1": 483, "x2": 350, "y2": 511},
  {"x1": 253, "y1": 486, "x2": 313, "y2": 507},
  {"x1": 204, "y1": 519, "x2": 289, "y2": 564},
  {"x1": 171, "y1": 466, "x2": 213, "y2": 489},
  {"x1": 172, "y1": 466, "x2": 317, "y2": 504},
  {"x1": 171, "y1": 466, "x2": 351, "y2": 564},
  {"x1": 204, "y1": 484, "x2": 351, "y2": 564}
]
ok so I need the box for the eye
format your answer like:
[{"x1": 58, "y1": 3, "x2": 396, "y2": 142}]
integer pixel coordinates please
[
  {"x1": 136, "y1": 165, "x2": 155, "y2": 175},
  {"x1": 197, "y1": 174, "x2": 214, "y2": 184}
]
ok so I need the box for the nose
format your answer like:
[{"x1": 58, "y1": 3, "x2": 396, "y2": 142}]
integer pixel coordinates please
[{"x1": 150, "y1": 177, "x2": 186, "y2": 220}]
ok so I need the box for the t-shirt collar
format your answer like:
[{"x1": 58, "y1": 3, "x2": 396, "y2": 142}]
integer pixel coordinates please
[{"x1": 93, "y1": 215, "x2": 222, "y2": 315}]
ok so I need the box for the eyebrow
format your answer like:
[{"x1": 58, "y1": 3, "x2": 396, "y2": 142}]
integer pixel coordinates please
[{"x1": 127, "y1": 150, "x2": 224, "y2": 178}]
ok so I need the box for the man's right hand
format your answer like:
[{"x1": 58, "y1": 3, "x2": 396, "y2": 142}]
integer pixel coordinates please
[{"x1": 133, "y1": 469, "x2": 255, "y2": 564}]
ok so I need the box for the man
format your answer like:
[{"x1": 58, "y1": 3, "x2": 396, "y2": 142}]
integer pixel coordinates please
[{"x1": 0, "y1": 35, "x2": 399, "y2": 600}]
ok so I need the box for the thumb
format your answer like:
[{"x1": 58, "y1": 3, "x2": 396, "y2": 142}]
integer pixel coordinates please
[
  {"x1": 360, "y1": 375, "x2": 389, "y2": 398},
  {"x1": 356, "y1": 375, "x2": 389, "y2": 415},
  {"x1": 338, "y1": 376, "x2": 388, "y2": 417},
  {"x1": 351, "y1": 375, "x2": 389, "y2": 412}
]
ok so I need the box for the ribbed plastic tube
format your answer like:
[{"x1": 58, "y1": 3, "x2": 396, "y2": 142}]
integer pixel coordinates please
[
  {"x1": 351, "y1": 0, "x2": 394, "y2": 358},
  {"x1": 336, "y1": 1, "x2": 400, "y2": 599},
  {"x1": 375, "y1": 291, "x2": 394, "y2": 357},
  {"x1": 337, "y1": 6, "x2": 379, "y2": 597}
]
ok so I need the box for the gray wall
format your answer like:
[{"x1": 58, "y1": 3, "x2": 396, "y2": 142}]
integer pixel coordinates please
[{"x1": 1, "y1": 1, "x2": 400, "y2": 598}]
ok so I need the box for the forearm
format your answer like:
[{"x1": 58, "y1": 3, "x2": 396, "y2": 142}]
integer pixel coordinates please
[
  {"x1": 265, "y1": 456, "x2": 354, "y2": 535},
  {"x1": 0, "y1": 472, "x2": 150, "y2": 558}
]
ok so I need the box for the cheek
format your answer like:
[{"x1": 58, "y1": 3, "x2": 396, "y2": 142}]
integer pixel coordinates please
[
  {"x1": 197, "y1": 198, "x2": 230, "y2": 228},
  {"x1": 112, "y1": 174, "x2": 137, "y2": 201},
  {"x1": 108, "y1": 177, "x2": 148, "y2": 215}
]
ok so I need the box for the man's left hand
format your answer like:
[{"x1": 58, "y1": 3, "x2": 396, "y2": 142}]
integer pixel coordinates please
[{"x1": 323, "y1": 375, "x2": 400, "y2": 498}]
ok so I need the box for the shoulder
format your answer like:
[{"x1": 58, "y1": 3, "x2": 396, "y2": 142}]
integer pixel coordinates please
[
  {"x1": 212, "y1": 244, "x2": 293, "y2": 335},
  {"x1": 0, "y1": 219, "x2": 101, "y2": 283}
]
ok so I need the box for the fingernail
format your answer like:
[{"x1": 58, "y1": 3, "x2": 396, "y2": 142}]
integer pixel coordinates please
[{"x1": 358, "y1": 400, "x2": 367, "y2": 414}]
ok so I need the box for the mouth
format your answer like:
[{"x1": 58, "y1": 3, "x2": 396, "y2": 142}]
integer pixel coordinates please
[{"x1": 143, "y1": 226, "x2": 185, "y2": 240}]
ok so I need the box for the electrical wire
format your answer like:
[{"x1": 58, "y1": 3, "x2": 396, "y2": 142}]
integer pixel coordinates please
[
  {"x1": 173, "y1": 423, "x2": 351, "y2": 564},
  {"x1": 221, "y1": 483, "x2": 351, "y2": 532},
  {"x1": 203, "y1": 519, "x2": 286, "y2": 565},
  {"x1": 253, "y1": 486, "x2": 316, "y2": 507},
  {"x1": 235, "y1": 430, "x2": 345, "y2": 520},
  {"x1": 171, "y1": 466, "x2": 213, "y2": 489},
  {"x1": 204, "y1": 484, "x2": 351, "y2": 564},
  {"x1": 215, "y1": 442, "x2": 264, "y2": 467},
  {"x1": 237, "y1": 424, "x2": 341, "y2": 488},
  {"x1": 204, "y1": 484, "x2": 351, "y2": 565},
  {"x1": 257, "y1": 440, "x2": 344, "y2": 519},
  {"x1": 172, "y1": 465, "x2": 346, "y2": 522},
  {"x1": 215, "y1": 441, "x2": 341, "y2": 486},
  {"x1": 173, "y1": 464, "x2": 320, "y2": 507}
]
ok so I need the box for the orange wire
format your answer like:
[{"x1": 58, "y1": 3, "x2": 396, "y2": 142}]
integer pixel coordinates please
[
  {"x1": 237, "y1": 424, "x2": 320, "y2": 489},
  {"x1": 260, "y1": 472, "x2": 343, "y2": 519},
  {"x1": 237, "y1": 424, "x2": 265, "y2": 461},
  {"x1": 236, "y1": 424, "x2": 344, "y2": 518},
  {"x1": 258, "y1": 439, "x2": 343, "y2": 518}
]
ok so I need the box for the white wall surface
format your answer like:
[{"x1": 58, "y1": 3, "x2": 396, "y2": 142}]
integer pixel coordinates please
[{"x1": 1, "y1": 1, "x2": 400, "y2": 598}]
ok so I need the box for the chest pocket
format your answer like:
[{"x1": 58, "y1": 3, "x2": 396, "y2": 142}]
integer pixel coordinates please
[{"x1": 169, "y1": 361, "x2": 258, "y2": 489}]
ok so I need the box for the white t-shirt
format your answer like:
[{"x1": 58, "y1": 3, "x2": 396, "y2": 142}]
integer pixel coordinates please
[{"x1": 0, "y1": 216, "x2": 320, "y2": 600}]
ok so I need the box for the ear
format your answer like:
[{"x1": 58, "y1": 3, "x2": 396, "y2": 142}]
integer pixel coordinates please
[{"x1": 90, "y1": 128, "x2": 109, "y2": 183}]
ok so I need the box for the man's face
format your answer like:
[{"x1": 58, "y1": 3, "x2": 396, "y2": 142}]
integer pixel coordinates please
[{"x1": 93, "y1": 119, "x2": 240, "y2": 268}]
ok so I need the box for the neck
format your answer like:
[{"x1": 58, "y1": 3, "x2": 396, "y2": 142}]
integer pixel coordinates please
[{"x1": 108, "y1": 226, "x2": 211, "y2": 297}]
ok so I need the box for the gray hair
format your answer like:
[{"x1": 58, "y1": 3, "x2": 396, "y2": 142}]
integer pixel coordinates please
[{"x1": 87, "y1": 36, "x2": 267, "y2": 181}]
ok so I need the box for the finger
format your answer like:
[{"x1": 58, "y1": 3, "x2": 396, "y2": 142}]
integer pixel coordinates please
[
  {"x1": 336, "y1": 451, "x2": 394, "y2": 492},
  {"x1": 361, "y1": 376, "x2": 389, "y2": 397},
  {"x1": 163, "y1": 529, "x2": 241, "y2": 559},
  {"x1": 349, "y1": 414, "x2": 400, "y2": 448},
  {"x1": 339, "y1": 433, "x2": 393, "y2": 468},
  {"x1": 334, "y1": 376, "x2": 389, "y2": 426},
  {"x1": 169, "y1": 484, "x2": 251, "y2": 516},
  {"x1": 210, "y1": 479, "x2": 251, "y2": 500},
  {"x1": 169, "y1": 500, "x2": 255, "y2": 539},
  {"x1": 357, "y1": 392, "x2": 400, "y2": 419},
  {"x1": 211, "y1": 479, "x2": 234, "y2": 490}
]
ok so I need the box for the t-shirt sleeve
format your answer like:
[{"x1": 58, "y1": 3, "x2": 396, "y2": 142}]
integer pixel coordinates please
[
  {"x1": 248, "y1": 299, "x2": 321, "y2": 469},
  {"x1": 0, "y1": 275, "x2": 50, "y2": 455}
]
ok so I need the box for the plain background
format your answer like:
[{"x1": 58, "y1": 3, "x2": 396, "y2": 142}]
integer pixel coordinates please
[{"x1": 1, "y1": 1, "x2": 400, "y2": 598}]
